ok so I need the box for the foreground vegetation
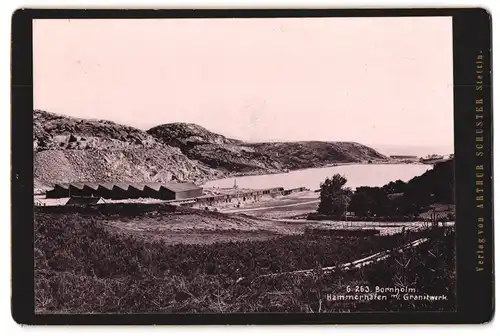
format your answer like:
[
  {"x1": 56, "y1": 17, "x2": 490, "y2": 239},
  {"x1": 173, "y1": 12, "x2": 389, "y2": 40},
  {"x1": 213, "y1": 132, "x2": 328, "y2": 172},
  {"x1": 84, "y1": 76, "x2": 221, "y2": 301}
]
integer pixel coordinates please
[{"x1": 35, "y1": 208, "x2": 455, "y2": 313}]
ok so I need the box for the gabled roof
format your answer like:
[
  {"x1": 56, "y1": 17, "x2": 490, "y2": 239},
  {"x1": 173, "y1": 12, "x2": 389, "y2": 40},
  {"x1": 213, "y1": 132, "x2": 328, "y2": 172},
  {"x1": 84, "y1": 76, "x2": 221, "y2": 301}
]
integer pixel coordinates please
[
  {"x1": 83, "y1": 183, "x2": 100, "y2": 190},
  {"x1": 48, "y1": 181, "x2": 202, "y2": 194},
  {"x1": 112, "y1": 183, "x2": 130, "y2": 191},
  {"x1": 129, "y1": 183, "x2": 147, "y2": 191},
  {"x1": 98, "y1": 182, "x2": 115, "y2": 190},
  {"x1": 144, "y1": 182, "x2": 163, "y2": 191},
  {"x1": 69, "y1": 182, "x2": 85, "y2": 190}
]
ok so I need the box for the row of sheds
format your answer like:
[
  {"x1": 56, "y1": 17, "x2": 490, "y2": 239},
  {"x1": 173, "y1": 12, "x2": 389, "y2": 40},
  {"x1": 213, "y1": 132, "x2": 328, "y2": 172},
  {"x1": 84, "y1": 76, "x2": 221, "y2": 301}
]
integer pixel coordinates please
[{"x1": 46, "y1": 182, "x2": 203, "y2": 200}]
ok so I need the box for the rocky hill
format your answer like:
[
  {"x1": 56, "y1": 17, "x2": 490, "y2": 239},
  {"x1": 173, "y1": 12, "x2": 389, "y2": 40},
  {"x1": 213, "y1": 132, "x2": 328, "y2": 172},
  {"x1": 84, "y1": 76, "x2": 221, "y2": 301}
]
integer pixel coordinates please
[
  {"x1": 33, "y1": 110, "x2": 221, "y2": 190},
  {"x1": 34, "y1": 110, "x2": 387, "y2": 190},
  {"x1": 146, "y1": 122, "x2": 244, "y2": 148},
  {"x1": 147, "y1": 123, "x2": 283, "y2": 173},
  {"x1": 34, "y1": 148, "x2": 220, "y2": 191},
  {"x1": 34, "y1": 110, "x2": 157, "y2": 151},
  {"x1": 148, "y1": 123, "x2": 387, "y2": 171},
  {"x1": 251, "y1": 141, "x2": 386, "y2": 170}
]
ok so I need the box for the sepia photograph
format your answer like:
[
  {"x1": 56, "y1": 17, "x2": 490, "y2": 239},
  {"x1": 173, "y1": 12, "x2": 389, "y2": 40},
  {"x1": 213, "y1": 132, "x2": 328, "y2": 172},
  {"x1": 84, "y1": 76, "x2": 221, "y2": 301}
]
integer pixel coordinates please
[{"x1": 32, "y1": 16, "x2": 456, "y2": 314}]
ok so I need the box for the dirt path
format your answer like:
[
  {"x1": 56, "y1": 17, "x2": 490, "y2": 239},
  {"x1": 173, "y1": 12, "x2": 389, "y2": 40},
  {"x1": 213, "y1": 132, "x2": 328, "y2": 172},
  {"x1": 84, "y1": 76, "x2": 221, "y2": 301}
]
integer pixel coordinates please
[
  {"x1": 236, "y1": 237, "x2": 430, "y2": 282},
  {"x1": 221, "y1": 200, "x2": 320, "y2": 214}
]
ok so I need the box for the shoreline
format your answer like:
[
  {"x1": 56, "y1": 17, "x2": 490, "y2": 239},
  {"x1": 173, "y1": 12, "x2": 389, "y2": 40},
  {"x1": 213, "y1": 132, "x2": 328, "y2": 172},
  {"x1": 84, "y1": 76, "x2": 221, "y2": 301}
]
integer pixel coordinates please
[
  {"x1": 35, "y1": 161, "x2": 432, "y2": 192},
  {"x1": 202, "y1": 160, "x2": 432, "y2": 186}
]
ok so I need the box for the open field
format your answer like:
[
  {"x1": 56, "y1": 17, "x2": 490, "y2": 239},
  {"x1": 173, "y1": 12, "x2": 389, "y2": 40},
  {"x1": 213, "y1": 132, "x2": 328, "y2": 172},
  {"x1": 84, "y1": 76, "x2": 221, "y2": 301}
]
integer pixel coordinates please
[
  {"x1": 219, "y1": 191, "x2": 320, "y2": 218},
  {"x1": 35, "y1": 195, "x2": 453, "y2": 245},
  {"x1": 35, "y1": 204, "x2": 309, "y2": 245},
  {"x1": 35, "y1": 203, "x2": 455, "y2": 313},
  {"x1": 101, "y1": 213, "x2": 300, "y2": 244}
]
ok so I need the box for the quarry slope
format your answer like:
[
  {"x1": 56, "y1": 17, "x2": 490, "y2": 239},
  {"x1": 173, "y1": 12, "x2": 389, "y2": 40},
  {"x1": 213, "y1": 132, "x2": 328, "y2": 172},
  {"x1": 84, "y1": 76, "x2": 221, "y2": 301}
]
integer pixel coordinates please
[{"x1": 34, "y1": 110, "x2": 387, "y2": 190}]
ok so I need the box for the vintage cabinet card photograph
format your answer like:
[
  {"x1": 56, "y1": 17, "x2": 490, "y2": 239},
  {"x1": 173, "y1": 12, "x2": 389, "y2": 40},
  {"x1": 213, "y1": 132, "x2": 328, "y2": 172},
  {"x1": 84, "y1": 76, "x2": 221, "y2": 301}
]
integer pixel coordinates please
[{"x1": 11, "y1": 8, "x2": 493, "y2": 325}]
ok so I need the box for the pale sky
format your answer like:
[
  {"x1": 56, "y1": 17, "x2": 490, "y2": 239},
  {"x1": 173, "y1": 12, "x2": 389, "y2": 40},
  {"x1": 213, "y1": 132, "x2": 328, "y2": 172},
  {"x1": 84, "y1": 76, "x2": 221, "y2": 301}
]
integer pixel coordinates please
[{"x1": 33, "y1": 17, "x2": 454, "y2": 149}]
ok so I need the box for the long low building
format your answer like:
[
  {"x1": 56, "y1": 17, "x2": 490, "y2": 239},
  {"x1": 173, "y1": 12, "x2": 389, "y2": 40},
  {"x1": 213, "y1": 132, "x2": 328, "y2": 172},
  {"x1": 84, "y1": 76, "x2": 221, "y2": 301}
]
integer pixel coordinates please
[{"x1": 46, "y1": 181, "x2": 203, "y2": 200}]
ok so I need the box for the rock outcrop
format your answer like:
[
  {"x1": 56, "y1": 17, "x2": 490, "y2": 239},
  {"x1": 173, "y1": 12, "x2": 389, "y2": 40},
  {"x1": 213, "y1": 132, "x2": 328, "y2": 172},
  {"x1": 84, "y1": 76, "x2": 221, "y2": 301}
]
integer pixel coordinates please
[{"x1": 34, "y1": 110, "x2": 388, "y2": 190}]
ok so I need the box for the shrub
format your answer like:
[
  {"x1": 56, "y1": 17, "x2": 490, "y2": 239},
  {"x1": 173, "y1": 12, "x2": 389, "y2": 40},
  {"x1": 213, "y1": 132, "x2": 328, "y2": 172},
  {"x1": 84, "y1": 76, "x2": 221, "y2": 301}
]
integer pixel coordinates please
[{"x1": 35, "y1": 209, "x2": 455, "y2": 313}]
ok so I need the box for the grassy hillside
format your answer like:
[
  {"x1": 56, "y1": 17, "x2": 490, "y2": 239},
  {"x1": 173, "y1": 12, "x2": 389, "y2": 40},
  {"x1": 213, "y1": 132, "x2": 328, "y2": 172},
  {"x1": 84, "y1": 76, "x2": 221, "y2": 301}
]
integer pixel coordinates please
[{"x1": 35, "y1": 204, "x2": 455, "y2": 313}]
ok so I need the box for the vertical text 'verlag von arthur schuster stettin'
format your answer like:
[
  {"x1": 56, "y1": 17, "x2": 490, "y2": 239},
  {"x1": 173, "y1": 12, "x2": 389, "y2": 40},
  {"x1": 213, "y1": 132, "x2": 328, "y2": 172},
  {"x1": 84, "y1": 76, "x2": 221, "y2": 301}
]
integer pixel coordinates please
[{"x1": 475, "y1": 51, "x2": 485, "y2": 272}]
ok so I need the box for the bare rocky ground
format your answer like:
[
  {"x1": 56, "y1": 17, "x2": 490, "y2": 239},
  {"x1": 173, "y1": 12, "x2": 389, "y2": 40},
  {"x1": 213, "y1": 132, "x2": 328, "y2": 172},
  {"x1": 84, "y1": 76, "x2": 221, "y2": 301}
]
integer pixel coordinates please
[
  {"x1": 218, "y1": 191, "x2": 320, "y2": 218},
  {"x1": 34, "y1": 199, "x2": 309, "y2": 245},
  {"x1": 101, "y1": 209, "x2": 311, "y2": 245},
  {"x1": 34, "y1": 109, "x2": 387, "y2": 190},
  {"x1": 35, "y1": 191, "x2": 321, "y2": 244}
]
